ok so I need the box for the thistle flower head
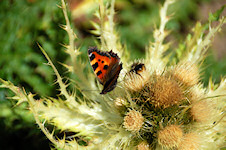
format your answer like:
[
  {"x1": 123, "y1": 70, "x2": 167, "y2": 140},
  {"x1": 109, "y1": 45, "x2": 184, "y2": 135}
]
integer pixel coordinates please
[
  {"x1": 178, "y1": 133, "x2": 200, "y2": 150},
  {"x1": 124, "y1": 73, "x2": 148, "y2": 92},
  {"x1": 170, "y1": 61, "x2": 200, "y2": 87},
  {"x1": 137, "y1": 141, "x2": 150, "y2": 150},
  {"x1": 188, "y1": 85, "x2": 205, "y2": 103},
  {"x1": 190, "y1": 100, "x2": 214, "y2": 123},
  {"x1": 114, "y1": 97, "x2": 127, "y2": 108},
  {"x1": 157, "y1": 125, "x2": 183, "y2": 148},
  {"x1": 124, "y1": 63, "x2": 149, "y2": 92},
  {"x1": 146, "y1": 75, "x2": 184, "y2": 108},
  {"x1": 189, "y1": 86, "x2": 215, "y2": 123},
  {"x1": 123, "y1": 109, "x2": 144, "y2": 133},
  {"x1": 114, "y1": 97, "x2": 128, "y2": 112}
]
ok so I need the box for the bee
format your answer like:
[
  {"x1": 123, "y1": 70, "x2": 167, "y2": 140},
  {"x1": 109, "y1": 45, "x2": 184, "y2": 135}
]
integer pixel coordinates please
[{"x1": 129, "y1": 63, "x2": 146, "y2": 75}]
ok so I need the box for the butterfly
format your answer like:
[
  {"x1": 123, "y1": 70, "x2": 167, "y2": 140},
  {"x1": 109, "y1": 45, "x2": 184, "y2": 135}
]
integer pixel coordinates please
[{"x1": 88, "y1": 47, "x2": 123, "y2": 94}]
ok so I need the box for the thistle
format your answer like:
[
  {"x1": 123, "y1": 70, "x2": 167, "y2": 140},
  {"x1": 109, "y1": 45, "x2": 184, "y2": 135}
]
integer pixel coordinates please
[
  {"x1": 178, "y1": 132, "x2": 200, "y2": 150},
  {"x1": 157, "y1": 125, "x2": 183, "y2": 149},
  {"x1": 0, "y1": 0, "x2": 225, "y2": 149},
  {"x1": 123, "y1": 109, "x2": 144, "y2": 133}
]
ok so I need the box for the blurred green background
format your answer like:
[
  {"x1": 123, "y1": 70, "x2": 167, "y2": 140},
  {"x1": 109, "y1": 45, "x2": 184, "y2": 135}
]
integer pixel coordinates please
[{"x1": 0, "y1": 0, "x2": 225, "y2": 149}]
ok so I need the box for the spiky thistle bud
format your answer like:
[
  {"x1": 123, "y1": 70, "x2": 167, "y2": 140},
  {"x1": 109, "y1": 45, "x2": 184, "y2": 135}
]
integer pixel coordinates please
[
  {"x1": 123, "y1": 109, "x2": 144, "y2": 133},
  {"x1": 157, "y1": 125, "x2": 183, "y2": 149},
  {"x1": 146, "y1": 76, "x2": 184, "y2": 108},
  {"x1": 178, "y1": 133, "x2": 200, "y2": 150},
  {"x1": 137, "y1": 141, "x2": 150, "y2": 150},
  {"x1": 124, "y1": 67, "x2": 149, "y2": 92},
  {"x1": 189, "y1": 86, "x2": 214, "y2": 123},
  {"x1": 190, "y1": 100, "x2": 214, "y2": 123},
  {"x1": 171, "y1": 62, "x2": 199, "y2": 87},
  {"x1": 188, "y1": 86, "x2": 204, "y2": 103},
  {"x1": 114, "y1": 97, "x2": 127, "y2": 109}
]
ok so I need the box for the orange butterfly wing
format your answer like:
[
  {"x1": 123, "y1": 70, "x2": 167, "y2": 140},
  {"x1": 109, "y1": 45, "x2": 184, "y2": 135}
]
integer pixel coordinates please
[
  {"x1": 88, "y1": 47, "x2": 123, "y2": 94},
  {"x1": 88, "y1": 48, "x2": 111, "y2": 84}
]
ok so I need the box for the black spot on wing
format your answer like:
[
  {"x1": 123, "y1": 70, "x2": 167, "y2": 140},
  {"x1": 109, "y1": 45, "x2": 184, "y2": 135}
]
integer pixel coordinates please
[
  {"x1": 96, "y1": 70, "x2": 102, "y2": 76},
  {"x1": 103, "y1": 65, "x2": 109, "y2": 70},
  {"x1": 89, "y1": 53, "x2": 95, "y2": 61},
  {"x1": 92, "y1": 62, "x2": 98, "y2": 71}
]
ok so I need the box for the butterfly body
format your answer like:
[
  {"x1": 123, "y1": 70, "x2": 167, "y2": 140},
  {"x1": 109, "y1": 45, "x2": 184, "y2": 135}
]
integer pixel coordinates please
[{"x1": 88, "y1": 47, "x2": 123, "y2": 94}]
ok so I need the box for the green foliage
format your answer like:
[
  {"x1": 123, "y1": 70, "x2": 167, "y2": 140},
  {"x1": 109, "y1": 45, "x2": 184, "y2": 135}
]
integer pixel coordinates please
[
  {"x1": 202, "y1": 53, "x2": 226, "y2": 86},
  {"x1": 117, "y1": 0, "x2": 205, "y2": 59},
  {"x1": 209, "y1": 5, "x2": 225, "y2": 22},
  {"x1": 0, "y1": 0, "x2": 68, "y2": 149},
  {"x1": 0, "y1": 0, "x2": 67, "y2": 96}
]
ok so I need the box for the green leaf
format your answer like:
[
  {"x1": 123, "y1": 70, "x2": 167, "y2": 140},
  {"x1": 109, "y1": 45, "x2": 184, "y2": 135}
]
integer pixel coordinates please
[{"x1": 208, "y1": 5, "x2": 225, "y2": 22}]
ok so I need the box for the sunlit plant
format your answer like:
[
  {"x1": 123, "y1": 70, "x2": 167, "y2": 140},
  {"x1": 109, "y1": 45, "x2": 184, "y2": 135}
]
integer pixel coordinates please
[{"x1": 1, "y1": 0, "x2": 225, "y2": 149}]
